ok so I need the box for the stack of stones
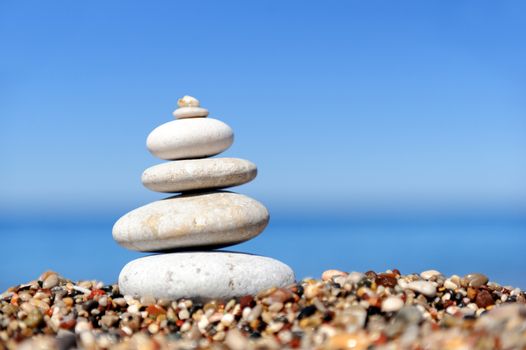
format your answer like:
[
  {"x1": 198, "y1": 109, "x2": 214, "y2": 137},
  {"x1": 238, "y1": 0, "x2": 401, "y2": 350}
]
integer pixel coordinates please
[{"x1": 112, "y1": 96, "x2": 294, "y2": 300}]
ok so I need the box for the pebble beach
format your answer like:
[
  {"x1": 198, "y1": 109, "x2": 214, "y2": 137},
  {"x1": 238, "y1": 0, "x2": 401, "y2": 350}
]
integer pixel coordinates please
[
  {"x1": 3, "y1": 99, "x2": 525, "y2": 350},
  {"x1": 1, "y1": 269, "x2": 525, "y2": 350}
]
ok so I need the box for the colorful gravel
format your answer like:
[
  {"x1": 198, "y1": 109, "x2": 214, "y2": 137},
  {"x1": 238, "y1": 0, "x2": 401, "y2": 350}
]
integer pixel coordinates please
[{"x1": 1, "y1": 269, "x2": 525, "y2": 349}]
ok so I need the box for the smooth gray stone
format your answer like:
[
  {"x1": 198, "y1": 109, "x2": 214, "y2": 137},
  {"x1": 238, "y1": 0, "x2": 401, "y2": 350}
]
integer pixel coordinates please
[
  {"x1": 146, "y1": 118, "x2": 233, "y2": 160},
  {"x1": 142, "y1": 158, "x2": 257, "y2": 193},
  {"x1": 112, "y1": 192, "x2": 269, "y2": 252},
  {"x1": 118, "y1": 252, "x2": 295, "y2": 300}
]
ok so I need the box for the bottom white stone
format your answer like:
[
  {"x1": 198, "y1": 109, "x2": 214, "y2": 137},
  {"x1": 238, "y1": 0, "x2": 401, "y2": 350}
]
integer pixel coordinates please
[{"x1": 118, "y1": 252, "x2": 295, "y2": 300}]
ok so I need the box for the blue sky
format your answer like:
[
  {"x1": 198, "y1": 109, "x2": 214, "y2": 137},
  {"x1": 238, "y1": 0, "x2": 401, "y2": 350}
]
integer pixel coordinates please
[{"x1": 1, "y1": 0, "x2": 525, "y2": 218}]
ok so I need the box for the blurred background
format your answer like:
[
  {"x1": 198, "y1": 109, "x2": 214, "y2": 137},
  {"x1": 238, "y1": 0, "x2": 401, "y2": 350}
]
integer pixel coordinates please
[{"x1": 1, "y1": 1, "x2": 525, "y2": 291}]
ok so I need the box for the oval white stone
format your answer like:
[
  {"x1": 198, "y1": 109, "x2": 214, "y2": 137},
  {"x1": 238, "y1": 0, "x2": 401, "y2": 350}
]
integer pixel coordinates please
[
  {"x1": 407, "y1": 280, "x2": 437, "y2": 297},
  {"x1": 118, "y1": 252, "x2": 295, "y2": 300},
  {"x1": 142, "y1": 158, "x2": 257, "y2": 193},
  {"x1": 173, "y1": 106, "x2": 209, "y2": 119},
  {"x1": 112, "y1": 192, "x2": 269, "y2": 252},
  {"x1": 146, "y1": 118, "x2": 233, "y2": 160},
  {"x1": 420, "y1": 270, "x2": 441, "y2": 280},
  {"x1": 381, "y1": 296, "x2": 404, "y2": 312}
]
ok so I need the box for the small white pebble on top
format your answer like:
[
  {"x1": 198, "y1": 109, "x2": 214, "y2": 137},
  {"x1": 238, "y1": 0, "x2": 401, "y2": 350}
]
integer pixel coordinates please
[{"x1": 178, "y1": 95, "x2": 200, "y2": 107}]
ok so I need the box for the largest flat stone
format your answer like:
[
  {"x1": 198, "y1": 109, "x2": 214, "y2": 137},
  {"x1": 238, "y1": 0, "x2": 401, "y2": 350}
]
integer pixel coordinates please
[
  {"x1": 118, "y1": 252, "x2": 295, "y2": 300},
  {"x1": 112, "y1": 192, "x2": 269, "y2": 252}
]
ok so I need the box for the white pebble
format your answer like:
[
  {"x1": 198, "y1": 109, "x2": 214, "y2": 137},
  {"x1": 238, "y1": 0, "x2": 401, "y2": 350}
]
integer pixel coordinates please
[
  {"x1": 127, "y1": 304, "x2": 140, "y2": 314},
  {"x1": 348, "y1": 272, "x2": 364, "y2": 284},
  {"x1": 72, "y1": 285, "x2": 91, "y2": 295},
  {"x1": 407, "y1": 281, "x2": 437, "y2": 297},
  {"x1": 381, "y1": 296, "x2": 404, "y2": 312},
  {"x1": 225, "y1": 328, "x2": 249, "y2": 350},
  {"x1": 242, "y1": 307, "x2": 251, "y2": 320},
  {"x1": 322, "y1": 269, "x2": 348, "y2": 281},
  {"x1": 461, "y1": 307, "x2": 475, "y2": 317},
  {"x1": 420, "y1": 270, "x2": 441, "y2": 280},
  {"x1": 180, "y1": 322, "x2": 191, "y2": 332},
  {"x1": 98, "y1": 296, "x2": 108, "y2": 308},
  {"x1": 446, "y1": 306, "x2": 460, "y2": 315},
  {"x1": 221, "y1": 313, "x2": 235, "y2": 327},
  {"x1": 444, "y1": 279, "x2": 459, "y2": 290},
  {"x1": 75, "y1": 320, "x2": 91, "y2": 333},
  {"x1": 397, "y1": 279, "x2": 409, "y2": 289},
  {"x1": 178, "y1": 309, "x2": 190, "y2": 320},
  {"x1": 178, "y1": 95, "x2": 200, "y2": 107},
  {"x1": 197, "y1": 317, "x2": 209, "y2": 332},
  {"x1": 121, "y1": 326, "x2": 133, "y2": 336},
  {"x1": 267, "y1": 322, "x2": 284, "y2": 333},
  {"x1": 79, "y1": 331, "x2": 95, "y2": 348},
  {"x1": 467, "y1": 303, "x2": 478, "y2": 310}
]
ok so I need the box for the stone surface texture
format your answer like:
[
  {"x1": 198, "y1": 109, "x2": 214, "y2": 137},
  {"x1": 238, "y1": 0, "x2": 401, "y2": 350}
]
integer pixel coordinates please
[
  {"x1": 118, "y1": 252, "x2": 295, "y2": 300},
  {"x1": 146, "y1": 118, "x2": 233, "y2": 160},
  {"x1": 142, "y1": 158, "x2": 257, "y2": 193},
  {"x1": 112, "y1": 192, "x2": 269, "y2": 252}
]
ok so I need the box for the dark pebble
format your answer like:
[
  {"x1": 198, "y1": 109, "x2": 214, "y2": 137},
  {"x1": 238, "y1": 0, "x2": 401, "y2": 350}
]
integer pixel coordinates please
[
  {"x1": 322, "y1": 311, "x2": 334, "y2": 322},
  {"x1": 257, "y1": 320, "x2": 267, "y2": 332},
  {"x1": 367, "y1": 306, "x2": 382, "y2": 316},
  {"x1": 249, "y1": 332, "x2": 261, "y2": 339},
  {"x1": 189, "y1": 303, "x2": 203, "y2": 315},
  {"x1": 89, "y1": 315, "x2": 99, "y2": 326},
  {"x1": 239, "y1": 295, "x2": 254, "y2": 309},
  {"x1": 297, "y1": 305, "x2": 317, "y2": 320},
  {"x1": 295, "y1": 284, "x2": 304, "y2": 296},
  {"x1": 375, "y1": 273, "x2": 398, "y2": 288},
  {"x1": 357, "y1": 278, "x2": 373, "y2": 288},
  {"x1": 507, "y1": 296, "x2": 518, "y2": 303},
  {"x1": 454, "y1": 292, "x2": 464, "y2": 303},
  {"x1": 274, "y1": 315, "x2": 289, "y2": 323},
  {"x1": 101, "y1": 286, "x2": 113, "y2": 293},
  {"x1": 83, "y1": 300, "x2": 99, "y2": 311},
  {"x1": 475, "y1": 290, "x2": 495, "y2": 308},
  {"x1": 365, "y1": 271, "x2": 377, "y2": 279},
  {"x1": 56, "y1": 330, "x2": 77, "y2": 350}
]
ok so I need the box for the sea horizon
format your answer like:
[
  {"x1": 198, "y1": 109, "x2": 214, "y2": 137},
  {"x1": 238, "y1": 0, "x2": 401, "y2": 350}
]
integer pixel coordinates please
[{"x1": 2, "y1": 210, "x2": 525, "y2": 292}]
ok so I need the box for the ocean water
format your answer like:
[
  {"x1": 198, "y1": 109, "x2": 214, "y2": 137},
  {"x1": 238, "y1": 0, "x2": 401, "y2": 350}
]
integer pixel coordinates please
[{"x1": 1, "y1": 215, "x2": 525, "y2": 292}]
